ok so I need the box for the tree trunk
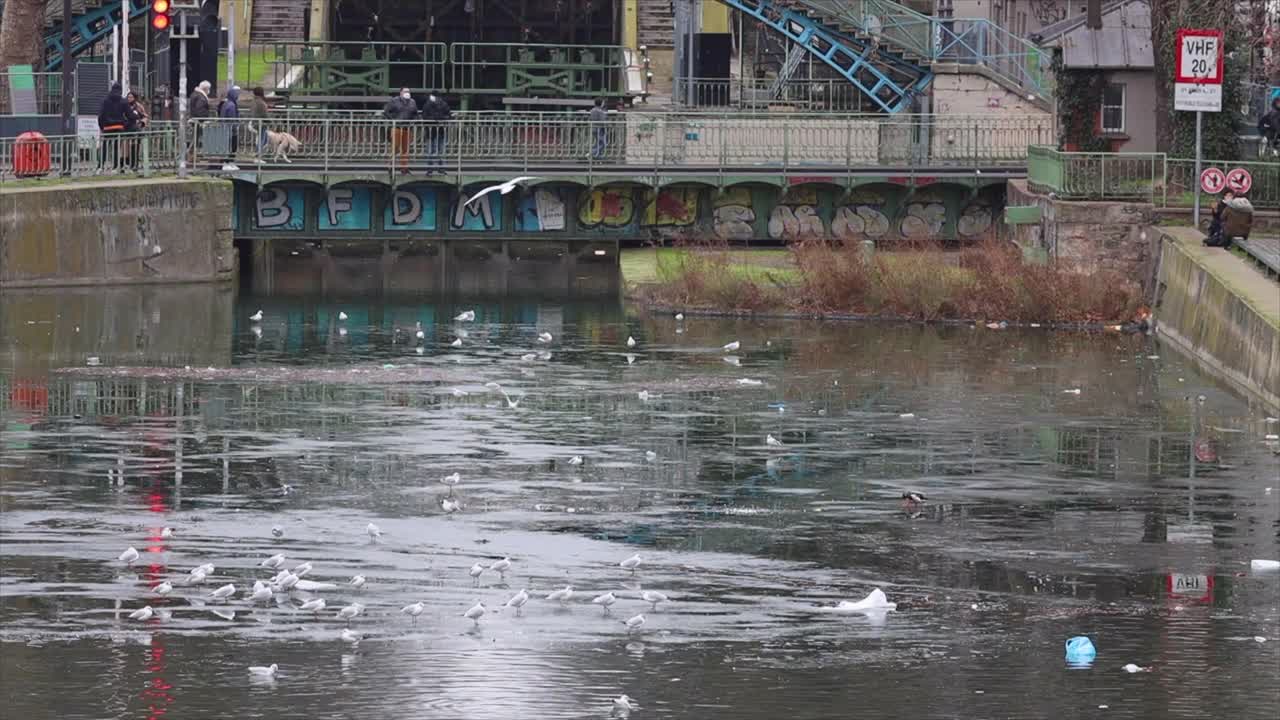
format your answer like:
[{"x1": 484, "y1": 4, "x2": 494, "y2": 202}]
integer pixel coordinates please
[
  {"x1": 0, "y1": 0, "x2": 48, "y2": 113},
  {"x1": 1149, "y1": 0, "x2": 1175, "y2": 152}
]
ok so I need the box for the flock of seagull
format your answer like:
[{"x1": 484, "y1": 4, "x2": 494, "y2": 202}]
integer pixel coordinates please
[{"x1": 111, "y1": 306, "x2": 908, "y2": 716}]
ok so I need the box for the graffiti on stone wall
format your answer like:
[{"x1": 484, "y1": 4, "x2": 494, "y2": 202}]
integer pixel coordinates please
[
  {"x1": 515, "y1": 189, "x2": 567, "y2": 231},
  {"x1": 644, "y1": 188, "x2": 699, "y2": 227},
  {"x1": 957, "y1": 199, "x2": 994, "y2": 238},
  {"x1": 831, "y1": 189, "x2": 892, "y2": 240},
  {"x1": 384, "y1": 186, "x2": 438, "y2": 231},
  {"x1": 899, "y1": 189, "x2": 948, "y2": 239},
  {"x1": 578, "y1": 186, "x2": 638, "y2": 229},
  {"x1": 451, "y1": 191, "x2": 501, "y2": 231},
  {"x1": 578, "y1": 186, "x2": 700, "y2": 231},
  {"x1": 318, "y1": 187, "x2": 373, "y2": 231},
  {"x1": 712, "y1": 187, "x2": 756, "y2": 241},
  {"x1": 768, "y1": 187, "x2": 824, "y2": 240}
]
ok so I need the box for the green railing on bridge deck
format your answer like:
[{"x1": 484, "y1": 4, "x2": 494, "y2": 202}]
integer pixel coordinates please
[
  {"x1": 0, "y1": 128, "x2": 180, "y2": 182},
  {"x1": 255, "y1": 42, "x2": 450, "y2": 100},
  {"x1": 187, "y1": 115, "x2": 1050, "y2": 177},
  {"x1": 449, "y1": 44, "x2": 629, "y2": 101},
  {"x1": 1027, "y1": 145, "x2": 1280, "y2": 210}
]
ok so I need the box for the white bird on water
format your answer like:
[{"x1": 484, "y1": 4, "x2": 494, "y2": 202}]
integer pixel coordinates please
[
  {"x1": 442, "y1": 472, "x2": 461, "y2": 489},
  {"x1": 261, "y1": 553, "x2": 286, "y2": 570},
  {"x1": 118, "y1": 547, "x2": 140, "y2": 566},
  {"x1": 401, "y1": 601, "x2": 426, "y2": 623},
  {"x1": 129, "y1": 606, "x2": 155, "y2": 621},
  {"x1": 626, "y1": 336, "x2": 637, "y2": 348},
  {"x1": 441, "y1": 497, "x2": 462, "y2": 514},
  {"x1": 349, "y1": 575, "x2": 366, "y2": 590},
  {"x1": 340, "y1": 629, "x2": 361, "y2": 644},
  {"x1": 455, "y1": 310, "x2": 476, "y2": 322},
  {"x1": 623, "y1": 613, "x2": 646, "y2": 633},
  {"x1": 211, "y1": 584, "x2": 236, "y2": 602},
  {"x1": 820, "y1": 588, "x2": 897, "y2": 615},
  {"x1": 592, "y1": 591, "x2": 617, "y2": 613},
  {"x1": 638, "y1": 390, "x2": 650, "y2": 402},
  {"x1": 675, "y1": 312, "x2": 684, "y2": 321},
  {"x1": 154, "y1": 582, "x2": 173, "y2": 596},
  {"x1": 292, "y1": 561, "x2": 314, "y2": 578},
  {"x1": 642, "y1": 590, "x2": 669, "y2": 610},
  {"x1": 521, "y1": 352, "x2": 538, "y2": 362},
  {"x1": 723, "y1": 340, "x2": 740, "y2": 352},
  {"x1": 464, "y1": 177, "x2": 541, "y2": 209},
  {"x1": 336, "y1": 602, "x2": 364, "y2": 624},
  {"x1": 620, "y1": 554, "x2": 642, "y2": 573},
  {"x1": 766, "y1": 434, "x2": 783, "y2": 447},
  {"x1": 612, "y1": 694, "x2": 640, "y2": 717},
  {"x1": 645, "y1": 450, "x2": 658, "y2": 463},
  {"x1": 338, "y1": 311, "x2": 348, "y2": 321},
  {"x1": 489, "y1": 557, "x2": 512, "y2": 581},
  {"x1": 469, "y1": 563, "x2": 485, "y2": 585},
  {"x1": 451, "y1": 337, "x2": 463, "y2": 348},
  {"x1": 300, "y1": 598, "x2": 326, "y2": 614},
  {"x1": 275, "y1": 572, "x2": 300, "y2": 592},
  {"x1": 505, "y1": 589, "x2": 530, "y2": 616},
  {"x1": 186, "y1": 569, "x2": 208, "y2": 586},
  {"x1": 546, "y1": 585, "x2": 574, "y2": 605},
  {"x1": 537, "y1": 331, "x2": 553, "y2": 343},
  {"x1": 250, "y1": 310, "x2": 263, "y2": 322},
  {"x1": 464, "y1": 601, "x2": 487, "y2": 624},
  {"x1": 1122, "y1": 663, "x2": 1150, "y2": 673},
  {"x1": 415, "y1": 322, "x2": 425, "y2": 340},
  {"x1": 160, "y1": 527, "x2": 174, "y2": 539},
  {"x1": 192, "y1": 562, "x2": 215, "y2": 576},
  {"x1": 367, "y1": 522, "x2": 383, "y2": 540},
  {"x1": 568, "y1": 456, "x2": 584, "y2": 466},
  {"x1": 248, "y1": 663, "x2": 278, "y2": 678},
  {"x1": 248, "y1": 584, "x2": 273, "y2": 605}
]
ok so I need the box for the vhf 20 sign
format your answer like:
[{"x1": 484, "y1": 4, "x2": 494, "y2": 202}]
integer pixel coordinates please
[{"x1": 1174, "y1": 29, "x2": 1224, "y2": 113}]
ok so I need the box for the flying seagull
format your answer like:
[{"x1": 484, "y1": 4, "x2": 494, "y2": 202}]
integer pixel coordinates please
[{"x1": 465, "y1": 177, "x2": 541, "y2": 208}]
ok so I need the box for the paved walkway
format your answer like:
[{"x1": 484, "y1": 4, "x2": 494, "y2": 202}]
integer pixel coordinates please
[
  {"x1": 1238, "y1": 235, "x2": 1280, "y2": 275},
  {"x1": 1164, "y1": 227, "x2": 1280, "y2": 326}
]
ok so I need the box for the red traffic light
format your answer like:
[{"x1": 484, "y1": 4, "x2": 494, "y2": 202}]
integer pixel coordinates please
[
  {"x1": 151, "y1": 0, "x2": 170, "y2": 31},
  {"x1": 153, "y1": 0, "x2": 170, "y2": 11},
  {"x1": 151, "y1": 13, "x2": 170, "y2": 30}
]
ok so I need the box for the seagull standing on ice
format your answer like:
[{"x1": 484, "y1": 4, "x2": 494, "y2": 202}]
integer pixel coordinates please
[
  {"x1": 211, "y1": 584, "x2": 236, "y2": 602},
  {"x1": 118, "y1": 547, "x2": 140, "y2": 566},
  {"x1": 464, "y1": 177, "x2": 541, "y2": 209},
  {"x1": 441, "y1": 497, "x2": 462, "y2": 514},
  {"x1": 505, "y1": 589, "x2": 530, "y2": 616},
  {"x1": 341, "y1": 629, "x2": 361, "y2": 644},
  {"x1": 546, "y1": 585, "x2": 574, "y2": 605},
  {"x1": 261, "y1": 553, "x2": 286, "y2": 570},
  {"x1": 626, "y1": 336, "x2": 637, "y2": 348},
  {"x1": 154, "y1": 582, "x2": 173, "y2": 596},
  {"x1": 250, "y1": 310, "x2": 264, "y2": 322},
  {"x1": 366, "y1": 522, "x2": 383, "y2": 541},
  {"x1": 455, "y1": 310, "x2": 476, "y2": 322},
  {"x1": 722, "y1": 340, "x2": 740, "y2": 352},
  {"x1": 442, "y1": 472, "x2": 461, "y2": 492},
  {"x1": 129, "y1": 606, "x2": 155, "y2": 621},
  {"x1": 300, "y1": 598, "x2": 327, "y2": 615},
  {"x1": 160, "y1": 527, "x2": 174, "y2": 539},
  {"x1": 464, "y1": 601, "x2": 487, "y2": 625},
  {"x1": 489, "y1": 557, "x2": 512, "y2": 581},
  {"x1": 592, "y1": 591, "x2": 617, "y2": 614},
  {"x1": 537, "y1": 332, "x2": 553, "y2": 343},
  {"x1": 349, "y1": 575, "x2": 366, "y2": 590},
  {"x1": 336, "y1": 602, "x2": 364, "y2": 625},
  {"x1": 568, "y1": 456, "x2": 584, "y2": 466},
  {"x1": 623, "y1": 613, "x2": 645, "y2": 633},
  {"x1": 249, "y1": 584, "x2": 273, "y2": 605},
  {"x1": 401, "y1": 601, "x2": 426, "y2": 624},
  {"x1": 469, "y1": 563, "x2": 485, "y2": 585},
  {"x1": 620, "y1": 554, "x2": 642, "y2": 573},
  {"x1": 642, "y1": 590, "x2": 669, "y2": 610}
]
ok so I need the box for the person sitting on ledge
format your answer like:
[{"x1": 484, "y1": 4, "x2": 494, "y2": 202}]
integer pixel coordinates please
[{"x1": 1204, "y1": 191, "x2": 1253, "y2": 249}]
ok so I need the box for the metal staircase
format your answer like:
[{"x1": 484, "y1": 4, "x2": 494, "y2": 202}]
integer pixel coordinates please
[{"x1": 42, "y1": 0, "x2": 151, "y2": 70}]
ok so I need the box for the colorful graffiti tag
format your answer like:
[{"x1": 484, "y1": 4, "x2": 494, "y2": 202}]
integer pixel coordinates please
[
  {"x1": 767, "y1": 186, "x2": 825, "y2": 241},
  {"x1": 318, "y1": 187, "x2": 372, "y2": 231},
  {"x1": 515, "y1": 189, "x2": 568, "y2": 231},
  {"x1": 384, "y1": 186, "x2": 439, "y2": 231},
  {"x1": 254, "y1": 187, "x2": 306, "y2": 231},
  {"x1": 451, "y1": 190, "x2": 501, "y2": 231},
  {"x1": 577, "y1": 186, "x2": 701, "y2": 231},
  {"x1": 713, "y1": 187, "x2": 756, "y2": 241}
]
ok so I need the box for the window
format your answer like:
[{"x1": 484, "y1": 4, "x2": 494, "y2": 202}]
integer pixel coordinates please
[{"x1": 1101, "y1": 83, "x2": 1125, "y2": 133}]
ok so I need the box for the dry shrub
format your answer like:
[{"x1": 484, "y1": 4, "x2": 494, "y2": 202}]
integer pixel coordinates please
[
  {"x1": 648, "y1": 239, "x2": 781, "y2": 312},
  {"x1": 790, "y1": 240, "x2": 872, "y2": 311}
]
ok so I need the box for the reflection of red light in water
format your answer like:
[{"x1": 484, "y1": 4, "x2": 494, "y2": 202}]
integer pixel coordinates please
[
  {"x1": 143, "y1": 642, "x2": 174, "y2": 719},
  {"x1": 10, "y1": 379, "x2": 48, "y2": 413},
  {"x1": 1194, "y1": 438, "x2": 1217, "y2": 464}
]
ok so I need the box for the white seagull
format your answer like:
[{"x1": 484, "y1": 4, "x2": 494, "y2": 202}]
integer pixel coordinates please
[
  {"x1": 160, "y1": 527, "x2": 174, "y2": 539},
  {"x1": 626, "y1": 336, "x2": 636, "y2": 348},
  {"x1": 766, "y1": 434, "x2": 783, "y2": 447},
  {"x1": 275, "y1": 572, "x2": 300, "y2": 592},
  {"x1": 336, "y1": 602, "x2": 364, "y2": 624},
  {"x1": 292, "y1": 561, "x2": 313, "y2": 578},
  {"x1": 185, "y1": 569, "x2": 208, "y2": 586},
  {"x1": 1122, "y1": 663, "x2": 1150, "y2": 673},
  {"x1": 644, "y1": 450, "x2": 658, "y2": 463},
  {"x1": 248, "y1": 663, "x2": 278, "y2": 678},
  {"x1": 568, "y1": 456, "x2": 584, "y2": 466},
  {"x1": 642, "y1": 590, "x2": 669, "y2": 610},
  {"x1": 153, "y1": 582, "x2": 173, "y2": 596},
  {"x1": 455, "y1": 310, "x2": 476, "y2": 322},
  {"x1": 442, "y1": 472, "x2": 461, "y2": 489},
  {"x1": 366, "y1": 522, "x2": 383, "y2": 540},
  {"x1": 464, "y1": 601, "x2": 487, "y2": 624},
  {"x1": 261, "y1": 553, "x2": 286, "y2": 570},
  {"x1": 441, "y1": 497, "x2": 462, "y2": 514},
  {"x1": 505, "y1": 589, "x2": 530, "y2": 616},
  {"x1": 211, "y1": 584, "x2": 236, "y2": 602},
  {"x1": 546, "y1": 585, "x2": 574, "y2": 605},
  {"x1": 537, "y1": 332, "x2": 553, "y2": 343},
  {"x1": 248, "y1": 584, "x2": 273, "y2": 605},
  {"x1": 612, "y1": 694, "x2": 640, "y2": 717},
  {"x1": 451, "y1": 337, "x2": 463, "y2": 347},
  {"x1": 620, "y1": 554, "x2": 642, "y2": 573},
  {"x1": 722, "y1": 340, "x2": 740, "y2": 352},
  {"x1": 118, "y1": 547, "x2": 140, "y2": 566},
  {"x1": 250, "y1": 310, "x2": 263, "y2": 322},
  {"x1": 401, "y1": 601, "x2": 426, "y2": 623},
  {"x1": 349, "y1": 575, "x2": 366, "y2": 590},
  {"x1": 675, "y1": 313, "x2": 684, "y2": 321},
  {"x1": 464, "y1": 177, "x2": 541, "y2": 209},
  {"x1": 340, "y1": 629, "x2": 361, "y2": 644},
  {"x1": 623, "y1": 613, "x2": 646, "y2": 633},
  {"x1": 129, "y1": 606, "x2": 155, "y2": 621},
  {"x1": 338, "y1": 311, "x2": 348, "y2": 321},
  {"x1": 489, "y1": 557, "x2": 512, "y2": 581},
  {"x1": 300, "y1": 598, "x2": 327, "y2": 614},
  {"x1": 469, "y1": 563, "x2": 485, "y2": 585},
  {"x1": 592, "y1": 591, "x2": 617, "y2": 613}
]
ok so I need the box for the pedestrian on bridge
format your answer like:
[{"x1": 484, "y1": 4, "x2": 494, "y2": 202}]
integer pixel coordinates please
[
  {"x1": 423, "y1": 92, "x2": 452, "y2": 174},
  {"x1": 384, "y1": 88, "x2": 420, "y2": 174},
  {"x1": 590, "y1": 98, "x2": 609, "y2": 159},
  {"x1": 219, "y1": 86, "x2": 242, "y2": 172}
]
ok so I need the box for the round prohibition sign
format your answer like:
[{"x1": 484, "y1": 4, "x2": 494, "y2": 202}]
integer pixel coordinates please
[
  {"x1": 1225, "y1": 167, "x2": 1252, "y2": 194},
  {"x1": 1199, "y1": 167, "x2": 1226, "y2": 194}
]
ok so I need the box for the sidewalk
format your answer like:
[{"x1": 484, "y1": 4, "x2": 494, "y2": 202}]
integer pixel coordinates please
[{"x1": 1163, "y1": 227, "x2": 1280, "y2": 326}]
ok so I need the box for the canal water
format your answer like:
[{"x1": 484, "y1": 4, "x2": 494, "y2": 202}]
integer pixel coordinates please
[{"x1": 1, "y1": 285, "x2": 1278, "y2": 719}]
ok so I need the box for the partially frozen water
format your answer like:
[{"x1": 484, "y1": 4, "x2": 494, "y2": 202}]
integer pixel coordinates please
[{"x1": 1, "y1": 287, "x2": 1278, "y2": 718}]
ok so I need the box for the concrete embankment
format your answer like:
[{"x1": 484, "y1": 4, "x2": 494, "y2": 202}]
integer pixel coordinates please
[
  {"x1": 1154, "y1": 228, "x2": 1279, "y2": 410},
  {"x1": 0, "y1": 177, "x2": 235, "y2": 288}
]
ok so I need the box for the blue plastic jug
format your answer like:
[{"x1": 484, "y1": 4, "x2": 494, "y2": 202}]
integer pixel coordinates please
[{"x1": 1065, "y1": 636, "x2": 1097, "y2": 664}]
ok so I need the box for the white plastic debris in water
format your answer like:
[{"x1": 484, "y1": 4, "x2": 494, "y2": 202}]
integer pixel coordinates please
[
  {"x1": 1255, "y1": 636, "x2": 1267, "y2": 643},
  {"x1": 737, "y1": 378, "x2": 763, "y2": 386},
  {"x1": 1251, "y1": 559, "x2": 1280, "y2": 573},
  {"x1": 1122, "y1": 664, "x2": 1149, "y2": 673},
  {"x1": 87, "y1": 357, "x2": 101, "y2": 366},
  {"x1": 1062, "y1": 388, "x2": 1082, "y2": 395},
  {"x1": 819, "y1": 588, "x2": 897, "y2": 614}
]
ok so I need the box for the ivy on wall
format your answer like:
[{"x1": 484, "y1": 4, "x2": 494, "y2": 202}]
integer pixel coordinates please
[{"x1": 1052, "y1": 53, "x2": 1109, "y2": 152}]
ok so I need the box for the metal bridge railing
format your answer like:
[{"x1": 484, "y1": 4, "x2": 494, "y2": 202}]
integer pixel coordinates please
[
  {"x1": 1027, "y1": 145, "x2": 1279, "y2": 209},
  {"x1": 449, "y1": 43, "x2": 629, "y2": 99},
  {"x1": 0, "y1": 128, "x2": 179, "y2": 181},
  {"x1": 187, "y1": 115, "x2": 1050, "y2": 173},
  {"x1": 263, "y1": 41, "x2": 450, "y2": 99}
]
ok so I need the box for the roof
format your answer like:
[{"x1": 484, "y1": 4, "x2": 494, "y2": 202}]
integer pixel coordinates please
[{"x1": 1032, "y1": 0, "x2": 1153, "y2": 70}]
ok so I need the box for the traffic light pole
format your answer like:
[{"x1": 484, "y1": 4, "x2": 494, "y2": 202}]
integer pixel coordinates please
[
  {"x1": 61, "y1": 0, "x2": 74, "y2": 141},
  {"x1": 177, "y1": 12, "x2": 189, "y2": 178}
]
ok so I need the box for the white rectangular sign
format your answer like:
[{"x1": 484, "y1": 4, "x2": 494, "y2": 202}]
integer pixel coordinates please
[
  {"x1": 1174, "y1": 83, "x2": 1221, "y2": 112},
  {"x1": 1178, "y1": 36, "x2": 1222, "y2": 83}
]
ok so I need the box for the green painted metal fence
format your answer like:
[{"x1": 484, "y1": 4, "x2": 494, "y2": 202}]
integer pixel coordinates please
[{"x1": 1027, "y1": 146, "x2": 1280, "y2": 209}]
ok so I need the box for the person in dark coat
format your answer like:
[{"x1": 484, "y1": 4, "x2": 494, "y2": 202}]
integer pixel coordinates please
[
  {"x1": 219, "y1": 86, "x2": 241, "y2": 171},
  {"x1": 1204, "y1": 189, "x2": 1233, "y2": 247},
  {"x1": 97, "y1": 82, "x2": 136, "y2": 171},
  {"x1": 1259, "y1": 96, "x2": 1280, "y2": 156},
  {"x1": 383, "y1": 88, "x2": 419, "y2": 174},
  {"x1": 189, "y1": 80, "x2": 211, "y2": 118},
  {"x1": 421, "y1": 92, "x2": 451, "y2": 174}
]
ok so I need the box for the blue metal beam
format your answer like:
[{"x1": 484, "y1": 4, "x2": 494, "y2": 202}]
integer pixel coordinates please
[
  {"x1": 715, "y1": 0, "x2": 932, "y2": 114},
  {"x1": 45, "y1": 0, "x2": 152, "y2": 71}
]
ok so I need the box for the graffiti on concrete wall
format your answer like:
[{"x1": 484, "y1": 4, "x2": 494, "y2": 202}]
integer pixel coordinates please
[
  {"x1": 957, "y1": 198, "x2": 994, "y2": 237},
  {"x1": 515, "y1": 188, "x2": 568, "y2": 231},
  {"x1": 644, "y1": 187, "x2": 699, "y2": 228},
  {"x1": 578, "y1": 186, "x2": 638, "y2": 230},
  {"x1": 899, "y1": 188, "x2": 948, "y2": 239},
  {"x1": 384, "y1": 186, "x2": 438, "y2": 231},
  {"x1": 768, "y1": 186, "x2": 825, "y2": 240},
  {"x1": 451, "y1": 190, "x2": 501, "y2": 231},
  {"x1": 318, "y1": 187, "x2": 373, "y2": 231},
  {"x1": 713, "y1": 187, "x2": 756, "y2": 241},
  {"x1": 831, "y1": 189, "x2": 893, "y2": 240},
  {"x1": 254, "y1": 187, "x2": 306, "y2": 231},
  {"x1": 578, "y1": 186, "x2": 701, "y2": 231}
]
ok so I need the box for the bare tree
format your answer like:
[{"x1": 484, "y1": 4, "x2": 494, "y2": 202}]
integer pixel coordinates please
[{"x1": 0, "y1": 0, "x2": 48, "y2": 112}]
